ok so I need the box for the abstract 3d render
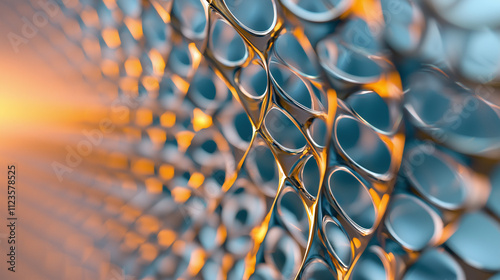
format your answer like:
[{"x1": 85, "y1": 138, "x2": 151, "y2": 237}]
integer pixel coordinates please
[{"x1": 0, "y1": 0, "x2": 500, "y2": 279}]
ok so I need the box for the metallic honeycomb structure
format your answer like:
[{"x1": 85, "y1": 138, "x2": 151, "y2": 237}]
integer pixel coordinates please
[{"x1": 3, "y1": 0, "x2": 500, "y2": 279}]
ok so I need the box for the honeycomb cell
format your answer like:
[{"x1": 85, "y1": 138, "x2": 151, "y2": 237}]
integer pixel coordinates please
[
  {"x1": 322, "y1": 216, "x2": 352, "y2": 267},
  {"x1": 446, "y1": 212, "x2": 500, "y2": 271},
  {"x1": 277, "y1": 186, "x2": 310, "y2": 246},
  {"x1": 223, "y1": 0, "x2": 277, "y2": 34},
  {"x1": 327, "y1": 167, "x2": 377, "y2": 232},
  {"x1": 210, "y1": 18, "x2": 248, "y2": 67},
  {"x1": 280, "y1": 0, "x2": 352, "y2": 22},
  {"x1": 385, "y1": 194, "x2": 442, "y2": 251},
  {"x1": 301, "y1": 259, "x2": 337, "y2": 279},
  {"x1": 264, "y1": 107, "x2": 308, "y2": 151},
  {"x1": 334, "y1": 116, "x2": 392, "y2": 178},
  {"x1": 404, "y1": 147, "x2": 467, "y2": 210},
  {"x1": 403, "y1": 249, "x2": 465, "y2": 280}
]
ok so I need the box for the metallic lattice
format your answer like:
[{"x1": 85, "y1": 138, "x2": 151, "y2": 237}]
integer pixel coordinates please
[{"x1": 4, "y1": 0, "x2": 500, "y2": 279}]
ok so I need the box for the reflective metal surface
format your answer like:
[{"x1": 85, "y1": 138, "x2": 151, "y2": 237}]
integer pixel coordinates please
[{"x1": 1, "y1": 0, "x2": 500, "y2": 279}]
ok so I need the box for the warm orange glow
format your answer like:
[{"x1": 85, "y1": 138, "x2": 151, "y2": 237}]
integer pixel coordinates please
[
  {"x1": 145, "y1": 178, "x2": 163, "y2": 194},
  {"x1": 351, "y1": 0, "x2": 383, "y2": 23},
  {"x1": 149, "y1": 49, "x2": 166, "y2": 76},
  {"x1": 107, "y1": 152, "x2": 128, "y2": 169},
  {"x1": 147, "y1": 127, "x2": 167, "y2": 146},
  {"x1": 81, "y1": 8, "x2": 99, "y2": 28},
  {"x1": 387, "y1": 252, "x2": 395, "y2": 263},
  {"x1": 101, "y1": 59, "x2": 119, "y2": 78},
  {"x1": 0, "y1": 30, "x2": 112, "y2": 180},
  {"x1": 140, "y1": 243, "x2": 158, "y2": 261},
  {"x1": 122, "y1": 179, "x2": 138, "y2": 191},
  {"x1": 81, "y1": 63, "x2": 102, "y2": 82},
  {"x1": 132, "y1": 158, "x2": 155, "y2": 175},
  {"x1": 158, "y1": 229, "x2": 177, "y2": 247},
  {"x1": 438, "y1": 223, "x2": 460, "y2": 245},
  {"x1": 188, "y1": 172, "x2": 205, "y2": 188},
  {"x1": 97, "y1": 80, "x2": 118, "y2": 95},
  {"x1": 137, "y1": 216, "x2": 160, "y2": 235},
  {"x1": 102, "y1": 0, "x2": 117, "y2": 9},
  {"x1": 172, "y1": 187, "x2": 192, "y2": 203},
  {"x1": 187, "y1": 248, "x2": 206, "y2": 276},
  {"x1": 188, "y1": 43, "x2": 202, "y2": 69},
  {"x1": 176, "y1": 131, "x2": 195, "y2": 151},
  {"x1": 352, "y1": 237, "x2": 361, "y2": 249},
  {"x1": 119, "y1": 77, "x2": 139, "y2": 95},
  {"x1": 216, "y1": 225, "x2": 227, "y2": 244},
  {"x1": 173, "y1": 240, "x2": 186, "y2": 253},
  {"x1": 123, "y1": 127, "x2": 141, "y2": 142},
  {"x1": 125, "y1": 17, "x2": 143, "y2": 40},
  {"x1": 159, "y1": 164, "x2": 175, "y2": 180},
  {"x1": 121, "y1": 205, "x2": 142, "y2": 221},
  {"x1": 192, "y1": 108, "x2": 213, "y2": 131},
  {"x1": 142, "y1": 76, "x2": 160, "y2": 92},
  {"x1": 110, "y1": 105, "x2": 130, "y2": 124},
  {"x1": 82, "y1": 37, "x2": 101, "y2": 60},
  {"x1": 250, "y1": 223, "x2": 268, "y2": 244},
  {"x1": 124, "y1": 232, "x2": 146, "y2": 250},
  {"x1": 244, "y1": 196, "x2": 275, "y2": 279},
  {"x1": 222, "y1": 253, "x2": 234, "y2": 275},
  {"x1": 151, "y1": 1, "x2": 171, "y2": 23},
  {"x1": 125, "y1": 57, "x2": 143, "y2": 77},
  {"x1": 102, "y1": 28, "x2": 121, "y2": 48},
  {"x1": 369, "y1": 188, "x2": 381, "y2": 207},
  {"x1": 135, "y1": 108, "x2": 153, "y2": 126},
  {"x1": 161, "y1": 112, "x2": 176, "y2": 128},
  {"x1": 172, "y1": 75, "x2": 190, "y2": 93},
  {"x1": 368, "y1": 72, "x2": 402, "y2": 99},
  {"x1": 380, "y1": 194, "x2": 391, "y2": 212},
  {"x1": 392, "y1": 133, "x2": 406, "y2": 169}
]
